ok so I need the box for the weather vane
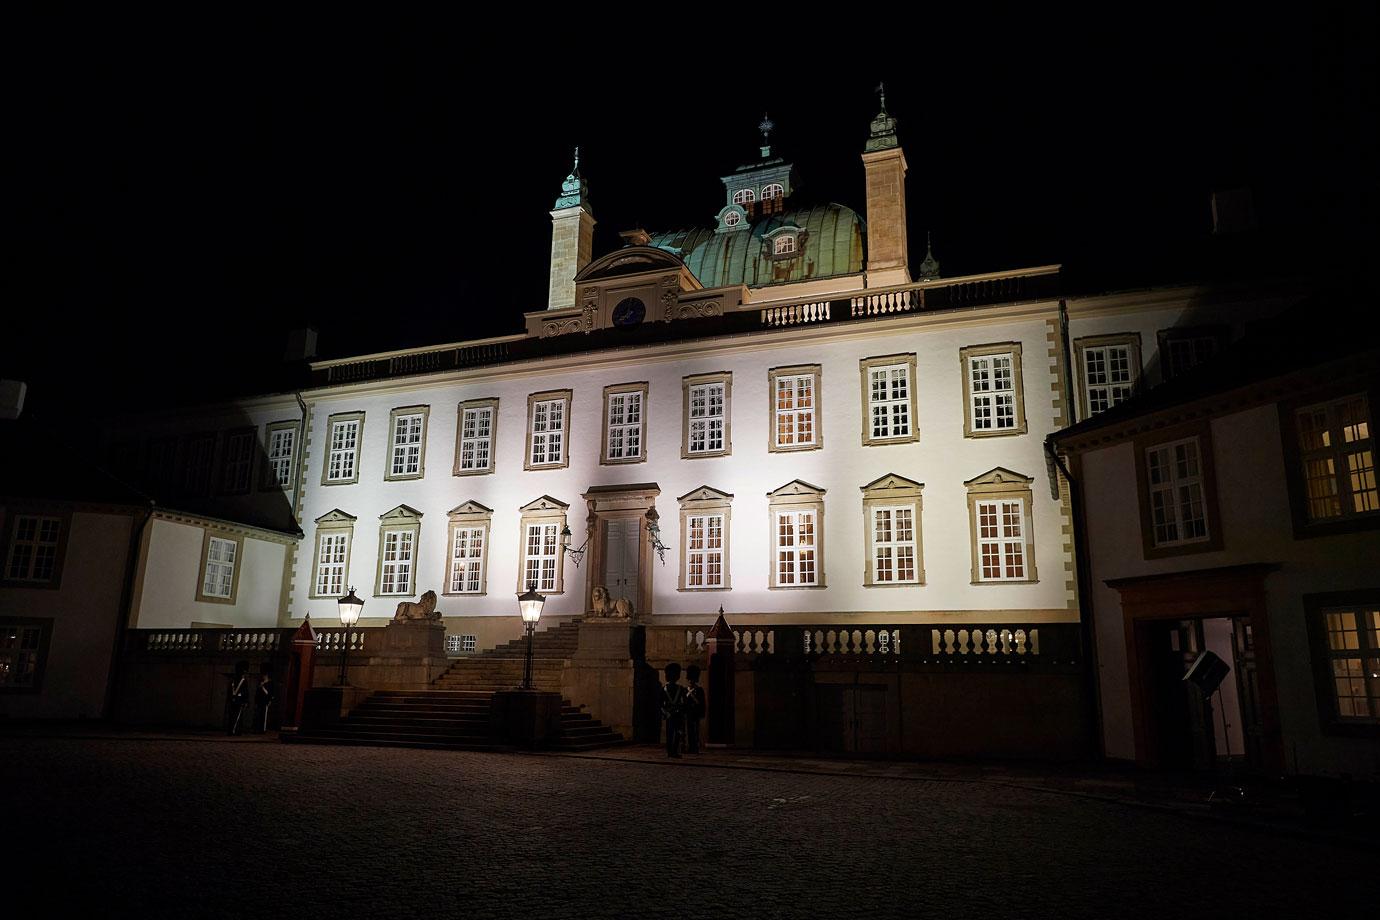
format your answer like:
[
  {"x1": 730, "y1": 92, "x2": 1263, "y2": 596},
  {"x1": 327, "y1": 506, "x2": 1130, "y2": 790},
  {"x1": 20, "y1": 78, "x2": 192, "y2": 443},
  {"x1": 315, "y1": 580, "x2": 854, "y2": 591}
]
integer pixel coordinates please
[{"x1": 759, "y1": 113, "x2": 774, "y2": 143}]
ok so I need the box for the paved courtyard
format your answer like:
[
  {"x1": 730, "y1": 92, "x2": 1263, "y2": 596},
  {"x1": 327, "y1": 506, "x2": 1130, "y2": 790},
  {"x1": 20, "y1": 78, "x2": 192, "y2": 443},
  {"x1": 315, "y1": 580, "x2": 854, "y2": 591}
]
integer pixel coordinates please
[{"x1": 1, "y1": 735, "x2": 1368, "y2": 918}]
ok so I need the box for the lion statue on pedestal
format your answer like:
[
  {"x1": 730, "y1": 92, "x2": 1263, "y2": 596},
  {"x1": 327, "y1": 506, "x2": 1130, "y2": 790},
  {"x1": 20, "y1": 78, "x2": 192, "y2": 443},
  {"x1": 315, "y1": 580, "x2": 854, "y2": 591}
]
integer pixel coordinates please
[
  {"x1": 590, "y1": 585, "x2": 633, "y2": 619},
  {"x1": 393, "y1": 589, "x2": 441, "y2": 622}
]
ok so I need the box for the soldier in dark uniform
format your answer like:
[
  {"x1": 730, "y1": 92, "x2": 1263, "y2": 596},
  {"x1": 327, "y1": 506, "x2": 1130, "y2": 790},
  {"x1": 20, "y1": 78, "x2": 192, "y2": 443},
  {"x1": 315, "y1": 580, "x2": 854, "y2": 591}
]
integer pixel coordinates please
[
  {"x1": 227, "y1": 661, "x2": 250, "y2": 736},
  {"x1": 684, "y1": 664, "x2": 706, "y2": 754},
  {"x1": 661, "y1": 662, "x2": 686, "y2": 758},
  {"x1": 254, "y1": 664, "x2": 276, "y2": 734}
]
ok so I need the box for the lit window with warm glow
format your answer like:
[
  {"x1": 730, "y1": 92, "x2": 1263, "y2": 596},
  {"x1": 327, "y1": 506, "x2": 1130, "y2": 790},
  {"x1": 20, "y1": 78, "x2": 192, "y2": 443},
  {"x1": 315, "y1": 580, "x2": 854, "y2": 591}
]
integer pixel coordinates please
[
  {"x1": 1320, "y1": 606, "x2": 1380, "y2": 720},
  {"x1": 1297, "y1": 394, "x2": 1378, "y2": 522}
]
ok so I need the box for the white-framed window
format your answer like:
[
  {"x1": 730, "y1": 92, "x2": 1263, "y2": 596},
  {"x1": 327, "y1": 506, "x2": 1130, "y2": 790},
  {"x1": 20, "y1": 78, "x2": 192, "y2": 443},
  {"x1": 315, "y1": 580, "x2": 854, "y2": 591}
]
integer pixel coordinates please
[
  {"x1": 762, "y1": 183, "x2": 784, "y2": 200},
  {"x1": 678, "y1": 486, "x2": 732, "y2": 591},
  {"x1": 525, "y1": 390, "x2": 572, "y2": 470},
  {"x1": 263, "y1": 421, "x2": 297, "y2": 489},
  {"x1": 683, "y1": 373, "x2": 731, "y2": 458},
  {"x1": 769, "y1": 365, "x2": 820, "y2": 451},
  {"x1": 524, "y1": 522, "x2": 560, "y2": 592},
  {"x1": 455, "y1": 399, "x2": 498, "y2": 475},
  {"x1": 774, "y1": 510, "x2": 818, "y2": 587},
  {"x1": 685, "y1": 514, "x2": 725, "y2": 589},
  {"x1": 315, "y1": 532, "x2": 349, "y2": 597},
  {"x1": 379, "y1": 529, "x2": 415, "y2": 595},
  {"x1": 324, "y1": 412, "x2": 364, "y2": 485},
  {"x1": 773, "y1": 235, "x2": 797, "y2": 256},
  {"x1": 1145, "y1": 437, "x2": 1210, "y2": 547},
  {"x1": 310, "y1": 509, "x2": 356, "y2": 599},
  {"x1": 860, "y1": 355, "x2": 917, "y2": 444},
  {"x1": 387, "y1": 406, "x2": 428, "y2": 481},
  {"x1": 732, "y1": 188, "x2": 755, "y2": 204},
  {"x1": 871, "y1": 506, "x2": 918, "y2": 584},
  {"x1": 448, "y1": 526, "x2": 486, "y2": 594},
  {"x1": 723, "y1": 210, "x2": 742, "y2": 228},
  {"x1": 220, "y1": 429, "x2": 255, "y2": 494},
  {"x1": 1077, "y1": 336, "x2": 1140, "y2": 417},
  {"x1": 1160, "y1": 328, "x2": 1225, "y2": 380},
  {"x1": 446, "y1": 633, "x2": 479, "y2": 654},
  {"x1": 1295, "y1": 393, "x2": 1378, "y2": 522},
  {"x1": 201, "y1": 536, "x2": 238, "y2": 600},
  {"x1": 4, "y1": 515, "x2": 62, "y2": 583},
  {"x1": 603, "y1": 383, "x2": 648, "y2": 464},
  {"x1": 965, "y1": 467, "x2": 1037, "y2": 584},
  {"x1": 376, "y1": 505, "x2": 422, "y2": 596},
  {"x1": 960, "y1": 343, "x2": 1026, "y2": 437}
]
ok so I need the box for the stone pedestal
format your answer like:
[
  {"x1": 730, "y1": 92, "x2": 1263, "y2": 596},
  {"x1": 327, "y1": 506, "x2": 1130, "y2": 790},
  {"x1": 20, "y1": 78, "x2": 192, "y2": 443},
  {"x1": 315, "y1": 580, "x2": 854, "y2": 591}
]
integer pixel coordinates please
[
  {"x1": 357, "y1": 620, "x2": 449, "y2": 690},
  {"x1": 568, "y1": 619, "x2": 637, "y2": 740},
  {"x1": 491, "y1": 690, "x2": 563, "y2": 748}
]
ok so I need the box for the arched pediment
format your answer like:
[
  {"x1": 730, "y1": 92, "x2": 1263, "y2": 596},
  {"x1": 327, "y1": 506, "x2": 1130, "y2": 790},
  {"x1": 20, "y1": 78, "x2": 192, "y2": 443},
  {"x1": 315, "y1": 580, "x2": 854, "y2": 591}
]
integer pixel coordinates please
[{"x1": 574, "y1": 245, "x2": 689, "y2": 283}]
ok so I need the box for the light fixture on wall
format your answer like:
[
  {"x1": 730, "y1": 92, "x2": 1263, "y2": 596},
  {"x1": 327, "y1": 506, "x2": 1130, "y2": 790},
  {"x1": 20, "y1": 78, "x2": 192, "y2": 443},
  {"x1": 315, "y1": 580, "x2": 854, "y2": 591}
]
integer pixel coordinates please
[
  {"x1": 560, "y1": 524, "x2": 588, "y2": 568},
  {"x1": 646, "y1": 508, "x2": 669, "y2": 565}
]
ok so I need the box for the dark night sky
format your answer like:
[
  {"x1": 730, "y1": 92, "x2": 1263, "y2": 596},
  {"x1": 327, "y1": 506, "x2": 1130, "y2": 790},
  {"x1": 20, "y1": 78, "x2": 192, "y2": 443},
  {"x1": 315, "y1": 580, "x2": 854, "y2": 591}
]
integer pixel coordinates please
[{"x1": 4, "y1": 8, "x2": 1375, "y2": 421}]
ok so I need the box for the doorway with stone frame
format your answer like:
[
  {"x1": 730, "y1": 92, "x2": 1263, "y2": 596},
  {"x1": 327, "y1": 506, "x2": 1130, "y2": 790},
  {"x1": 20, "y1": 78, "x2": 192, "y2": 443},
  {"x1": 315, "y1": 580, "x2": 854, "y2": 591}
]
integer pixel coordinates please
[{"x1": 579, "y1": 484, "x2": 660, "y2": 619}]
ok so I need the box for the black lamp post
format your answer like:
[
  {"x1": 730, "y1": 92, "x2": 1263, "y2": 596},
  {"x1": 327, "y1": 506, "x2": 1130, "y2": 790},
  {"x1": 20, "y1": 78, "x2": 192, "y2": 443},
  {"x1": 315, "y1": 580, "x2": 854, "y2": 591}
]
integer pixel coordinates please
[
  {"x1": 517, "y1": 582, "x2": 545, "y2": 691},
  {"x1": 336, "y1": 586, "x2": 363, "y2": 686}
]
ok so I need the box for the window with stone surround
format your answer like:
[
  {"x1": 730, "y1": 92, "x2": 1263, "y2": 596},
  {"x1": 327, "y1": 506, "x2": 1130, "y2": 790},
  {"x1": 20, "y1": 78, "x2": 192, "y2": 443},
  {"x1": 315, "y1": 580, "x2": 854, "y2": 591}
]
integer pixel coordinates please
[
  {"x1": 678, "y1": 486, "x2": 732, "y2": 591},
  {"x1": 1158, "y1": 326, "x2": 1227, "y2": 381},
  {"x1": 444, "y1": 501, "x2": 492, "y2": 596},
  {"x1": 310, "y1": 509, "x2": 356, "y2": 599},
  {"x1": 2, "y1": 513, "x2": 68, "y2": 588},
  {"x1": 682, "y1": 372, "x2": 732, "y2": 459},
  {"x1": 323, "y1": 411, "x2": 365, "y2": 485},
  {"x1": 525, "y1": 390, "x2": 572, "y2": 471},
  {"x1": 859, "y1": 354, "x2": 918, "y2": 446},
  {"x1": 454, "y1": 398, "x2": 498, "y2": 476},
  {"x1": 1294, "y1": 393, "x2": 1378, "y2": 524},
  {"x1": 861, "y1": 474, "x2": 925, "y2": 587},
  {"x1": 262, "y1": 420, "x2": 298, "y2": 490},
  {"x1": 386, "y1": 405, "x2": 429, "y2": 481},
  {"x1": 602, "y1": 383, "x2": 648, "y2": 464},
  {"x1": 959, "y1": 343, "x2": 1027, "y2": 437},
  {"x1": 768, "y1": 481, "x2": 825, "y2": 589},
  {"x1": 375, "y1": 505, "x2": 423, "y2": 597},
  {"x1": 196, "y1": 530, "x2": 243, "y2": 604},
  {"x1": 965, "y1": 468, "x2": 1038, "y2": 584},
  {"x1": 1074, "y1": 333, "x2": 1141, "y2": 418},
  {"x1": 517, "y1": 496, "x2": 568, "y2": 594},
  {"x1": 768, "y1": 365, "x2": 821, "y2": 452}
]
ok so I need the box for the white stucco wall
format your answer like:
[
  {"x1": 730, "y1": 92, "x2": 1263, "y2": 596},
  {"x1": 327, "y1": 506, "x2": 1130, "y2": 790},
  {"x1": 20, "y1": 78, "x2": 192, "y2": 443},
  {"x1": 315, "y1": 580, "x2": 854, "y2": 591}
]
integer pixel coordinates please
[
  {"x1": 1081, "y1": 405, "x2": 1380, "y2": 778},
  {"x1": 133, "y1": 517, "x2": 286, "y2": 629},
  {"x1": 288, "y1": 308, "x2": 1078, "y2": 627},
  {"x1": 0, "y1": 509, "x2": 134, "y2": 719}
]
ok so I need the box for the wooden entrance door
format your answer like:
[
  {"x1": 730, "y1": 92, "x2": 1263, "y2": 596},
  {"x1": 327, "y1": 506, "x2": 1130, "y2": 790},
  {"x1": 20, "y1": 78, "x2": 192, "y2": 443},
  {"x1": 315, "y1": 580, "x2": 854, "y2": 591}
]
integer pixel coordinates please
[
  {"x1": 814, "y1": 683, "x2": 888, "y2": 754},
  {"x1": 1231, "y1": 617, "x2": 1266, "y2": 769},
  {"x1": 602, "y1": 518, "x2": 640, "y2": 605}
]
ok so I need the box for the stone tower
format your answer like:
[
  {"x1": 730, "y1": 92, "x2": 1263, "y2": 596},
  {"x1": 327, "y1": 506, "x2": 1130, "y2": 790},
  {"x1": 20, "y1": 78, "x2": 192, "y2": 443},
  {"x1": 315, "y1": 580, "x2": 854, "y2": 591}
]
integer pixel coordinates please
[
  {"x1": 547, "y1": 148, "x2": 596, "y2": 310},
  {"x1": 861, "y1": 87, "x2": 910, "y2": 288}
]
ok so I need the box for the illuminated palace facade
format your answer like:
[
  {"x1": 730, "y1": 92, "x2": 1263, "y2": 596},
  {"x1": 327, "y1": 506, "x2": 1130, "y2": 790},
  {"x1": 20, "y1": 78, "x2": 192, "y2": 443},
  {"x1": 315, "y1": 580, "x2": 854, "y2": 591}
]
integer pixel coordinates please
[{"x1": 4, "y1": 100, "x2": 1325, "y2": 762}]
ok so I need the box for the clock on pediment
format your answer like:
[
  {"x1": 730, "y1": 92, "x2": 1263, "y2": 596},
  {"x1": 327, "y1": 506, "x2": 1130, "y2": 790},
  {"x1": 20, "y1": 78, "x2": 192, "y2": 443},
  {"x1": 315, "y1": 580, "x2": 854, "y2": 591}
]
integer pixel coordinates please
[{"x1": 612, "y1": 297, "x2": 646, "y2": 327}]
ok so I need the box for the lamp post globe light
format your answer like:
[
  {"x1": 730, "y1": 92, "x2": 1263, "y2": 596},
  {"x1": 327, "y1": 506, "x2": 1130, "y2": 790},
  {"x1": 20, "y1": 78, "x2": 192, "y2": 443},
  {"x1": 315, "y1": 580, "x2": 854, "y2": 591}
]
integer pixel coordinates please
[
  {"x1": 336, "y1": 587, "x2": 364, "y2": 686},
  {"x1": 517, "y1": 582, "x2": 545, "y2": 691}
]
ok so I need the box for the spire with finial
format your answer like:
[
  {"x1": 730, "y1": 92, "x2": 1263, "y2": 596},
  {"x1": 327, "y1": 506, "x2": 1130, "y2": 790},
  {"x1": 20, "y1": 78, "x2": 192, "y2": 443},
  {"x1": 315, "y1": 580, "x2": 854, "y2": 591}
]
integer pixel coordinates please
[
  {"x1": 554, "y1": 145, "x2": 590, "y2": 210},
  {"x1": 865, "y1": 83, "x2": 899, "y2": 153},
  {"x1": 917, "y1": 231, "x2": 941, "y2": 280},
  {"x1": 758, "y1": 113, "x2": 775, "y2": 158}
]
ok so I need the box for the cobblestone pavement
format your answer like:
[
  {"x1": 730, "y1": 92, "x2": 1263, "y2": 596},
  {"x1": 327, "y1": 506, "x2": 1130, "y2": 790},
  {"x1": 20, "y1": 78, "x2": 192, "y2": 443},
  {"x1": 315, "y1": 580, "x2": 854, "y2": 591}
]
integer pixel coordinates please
[{"x1": 1, "y1": 735, "x2": 1367, "y2": 919}]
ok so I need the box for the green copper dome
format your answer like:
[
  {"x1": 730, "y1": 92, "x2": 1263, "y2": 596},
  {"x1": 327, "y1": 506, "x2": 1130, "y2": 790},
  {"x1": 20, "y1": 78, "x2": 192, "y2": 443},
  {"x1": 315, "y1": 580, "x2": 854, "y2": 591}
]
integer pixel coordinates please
[{"x1": 647, "y1": 204, "x2": 865, "y2": 289}]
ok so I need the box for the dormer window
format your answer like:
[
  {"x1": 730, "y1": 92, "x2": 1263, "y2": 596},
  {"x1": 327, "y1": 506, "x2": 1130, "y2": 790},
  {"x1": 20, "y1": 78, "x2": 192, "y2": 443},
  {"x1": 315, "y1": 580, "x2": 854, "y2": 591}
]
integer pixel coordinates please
[
  {"x1": 762, "y1": 184, "x2": 784, "y2": 201},
  {"x1": 732, "y1": 188, "x2": 756, "y2": 205},
  {"x1": 723, "y1": 211, "x2": 742, "y2": 228},
  {"x1": 773, "y1": 234, "x2": 797, "y2": 256}
]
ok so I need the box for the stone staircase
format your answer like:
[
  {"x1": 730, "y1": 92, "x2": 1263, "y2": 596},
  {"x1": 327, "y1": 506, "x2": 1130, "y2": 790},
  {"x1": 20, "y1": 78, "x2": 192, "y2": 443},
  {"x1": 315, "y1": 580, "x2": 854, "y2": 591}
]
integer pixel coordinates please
[{"x1": 290, "y1": 619, "x2": 624, "y2": 752}]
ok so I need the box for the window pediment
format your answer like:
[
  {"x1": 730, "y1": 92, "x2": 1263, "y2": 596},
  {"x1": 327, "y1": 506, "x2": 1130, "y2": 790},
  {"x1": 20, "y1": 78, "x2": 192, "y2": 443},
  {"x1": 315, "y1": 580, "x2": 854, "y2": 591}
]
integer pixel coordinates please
[
  {"x1": 767, "y1": 479, "x2": 826, "y2": 499},
  {"x1": 379, "y1": 504, "x2": 424, "y2": 523},
  {"x1": 861, "y1": 474, "x2": 924, "y2": 498},
  {"x1": 677, "y1": 485, "x2": 733, "y2": 508},
  {"x1": 519, "y1": 495, "x2": 570, "y2": 514},
  {"x1": 447, "y1": 501, "x2": 494, "y2": 519},
  {"x1": 314, "y1": 509, "x2": 357, "y2": 525},
  {"x1": 964, "y1": 467, "x2": 1033, "y2": 492}
]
